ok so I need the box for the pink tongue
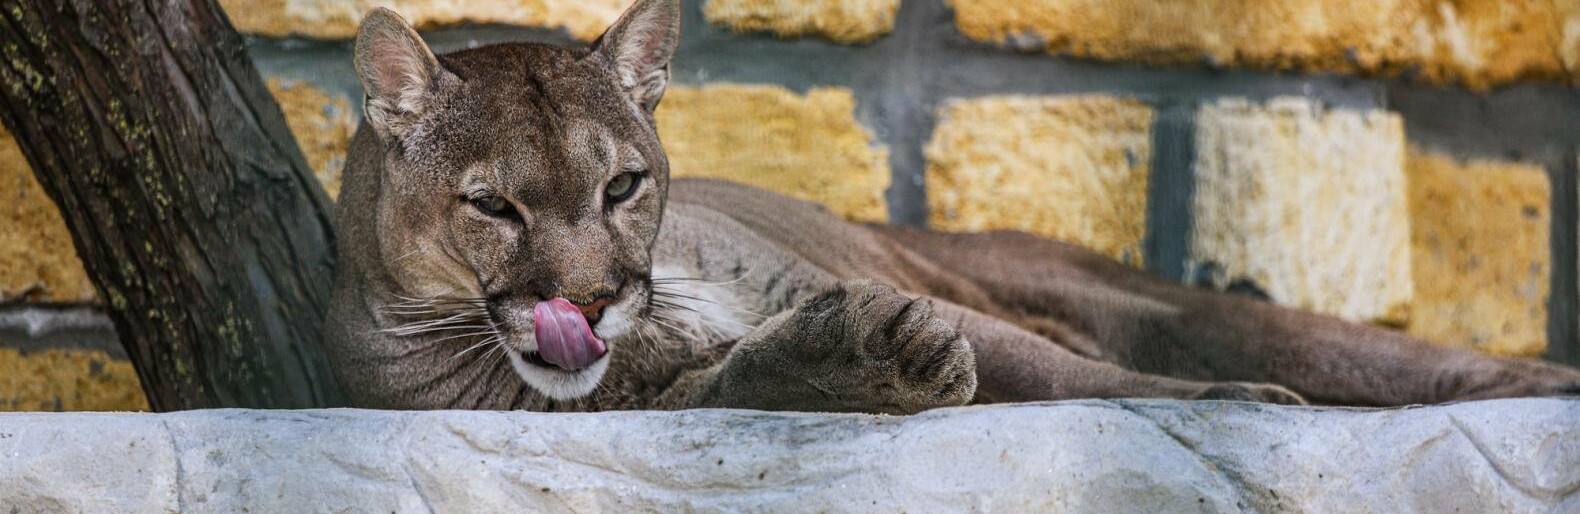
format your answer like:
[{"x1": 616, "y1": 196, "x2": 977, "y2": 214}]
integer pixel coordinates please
[{"x1": 533, "y1": 298, "x2": 607, "y2": 371}]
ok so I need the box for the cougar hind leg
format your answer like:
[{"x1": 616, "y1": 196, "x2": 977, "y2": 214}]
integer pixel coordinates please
[
  {"x1": 926, "y1": 297, "x2": 1307, "y2": 405},
  {"x1": 1153, "y1": 288, "x2": 1580, "y2": 405},
  {"x1": 874, "y1": 225, "x2": 1580, "y2": 406}
]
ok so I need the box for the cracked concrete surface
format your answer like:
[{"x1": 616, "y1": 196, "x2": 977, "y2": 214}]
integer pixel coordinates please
[{"x1": 1, "y1": 399, "x2": 1576, "y2": 512}]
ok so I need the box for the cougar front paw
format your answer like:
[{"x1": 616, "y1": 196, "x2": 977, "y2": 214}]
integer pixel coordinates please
[
  {"x1": 793, "y1": 281, "x2": 978, "y2": 413},
  {"x1": 1193, "y1": 382, "x2": 1308, "y2": 405}
]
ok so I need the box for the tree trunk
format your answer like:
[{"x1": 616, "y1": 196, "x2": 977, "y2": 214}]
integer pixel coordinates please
[{"x1": 0, "y1": 0, "x2": 344, "y2": 409}]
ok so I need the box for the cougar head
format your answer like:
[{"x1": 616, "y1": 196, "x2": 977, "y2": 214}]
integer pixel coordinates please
[{"x1": 352, "y1": 0, "x2": 680, "y2": 399}]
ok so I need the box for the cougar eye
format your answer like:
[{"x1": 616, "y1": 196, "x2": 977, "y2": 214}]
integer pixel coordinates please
[
  {"x1": 604, "y1": 172, "x2": 642, "y2": 204},
  {"x1": 470, "y1": 195, "x2": 516, "y2": 218}
]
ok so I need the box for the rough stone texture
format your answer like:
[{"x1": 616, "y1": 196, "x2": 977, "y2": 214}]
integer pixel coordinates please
[
  {"x1": 703, "y1": 0, "x2": 901, "y2": 44},
  {"x1": 1408, "y1": 149, "x2": 1550, "y2": 357},
  {"x1": 1, "y1": 399, "x2": 1576, "y2": 512},
  {"x1": 925, "y1": 96, "x2": 1153, "y2": 266},
  {"x1": 218, "y1": 0, "x2": 634, "y2": 41},
  {"x1": 947, "y1": 0, "x2": 1580, "y2": 90},
  {"x1": 267, "y1": 79, "x2": 356, "y2": 200},
  {"x1": 656, "y1": 84, "x2": 890, "y2": 222},
  {"x1": 0, "y1": 348, "x2": 147, "y2": 412},
  {"x1": 1190, "y1": 98, "x2": 1411, "y2": 325},
  {"x1": 0, "y1": 128, "x2": 95, "y2": 303}
]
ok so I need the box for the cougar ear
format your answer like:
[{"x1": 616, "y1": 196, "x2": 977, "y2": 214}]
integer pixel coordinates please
[
  {"x1": 354, "y1": 8, "x2": 452, "y2": 142},
  {"x1": 593, "y1": 0, "x2": 681, "y2": 112}
]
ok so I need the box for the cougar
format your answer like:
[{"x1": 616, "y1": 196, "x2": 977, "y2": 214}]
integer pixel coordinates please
[{"x1": 325, "y1": 0, "x2": 1580, "y2": 412}]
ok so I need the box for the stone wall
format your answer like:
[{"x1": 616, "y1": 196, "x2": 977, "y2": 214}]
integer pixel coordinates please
[
  {"x1": 1409, "y1": 150, "x2": 1553, "y2": 356},
  {"x1": 947, "y1": 0, "x2": 1580, "y2": 90},
  {"x1": 926, "y1": 96, "x2": 1153, "y2": 265},
  {"x1": 3, "y1": 0, "x2": 1579, "y2": 410},
  {"x1": 216, "y1": 0, "x2": 634, "y2": 41},
  {"x1": 1189, "y1": 98, "x2": 1413, "y2": 325},
  {"x1": 0, "y1": 129, "x2": 96, "y2": 304},
  {"x1": 658, "y1": 85, "x2": 892, "y2": 222}
]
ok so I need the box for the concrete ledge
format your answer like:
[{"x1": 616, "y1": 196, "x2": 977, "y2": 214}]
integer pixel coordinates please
[{"x1": 2, "y1": 399, "x2": 1577, "y2": 512}]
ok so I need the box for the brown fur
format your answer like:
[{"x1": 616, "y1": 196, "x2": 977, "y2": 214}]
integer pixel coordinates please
[{"x1": 325, "y1": 0, "x2": 1580, "y2": 412}]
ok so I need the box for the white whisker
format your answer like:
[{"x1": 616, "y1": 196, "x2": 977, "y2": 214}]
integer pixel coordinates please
[
  {"x1": 650, "y1": 268, "x2": 754, "y2": 287},
  {"x1": 651, "y1": 286, "x2": 765, "y2": 319},
  {"x1": 432, "y1": 328, "x2": 501, "y2": 346},
  {"x1": 453, "y1": 334, "x2": 505, "y2": 361}
]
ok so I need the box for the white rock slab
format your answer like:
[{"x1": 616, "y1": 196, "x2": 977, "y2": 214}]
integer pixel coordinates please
[{"x1": 2, "y1": 399, "x2": 1576, "y2": 512}]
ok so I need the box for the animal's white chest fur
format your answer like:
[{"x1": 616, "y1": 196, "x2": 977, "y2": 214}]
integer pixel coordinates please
[{"x1": 646, "y1": 265, "x2": 759, "y2": 344}]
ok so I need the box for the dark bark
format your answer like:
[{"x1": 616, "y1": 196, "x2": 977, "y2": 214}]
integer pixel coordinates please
[{"x1": 0, "y1": 0, "x2": 343, "y2": 409}]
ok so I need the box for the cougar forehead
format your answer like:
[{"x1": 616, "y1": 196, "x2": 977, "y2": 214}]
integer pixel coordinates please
[{"x1": 411, "y1": 44, "x2": 660, "y2": 177}]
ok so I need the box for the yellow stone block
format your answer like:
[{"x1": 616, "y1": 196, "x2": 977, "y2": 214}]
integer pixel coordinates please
[
  {"x1": 220, "y1": 0, "x2": 634, "y2": 41},
  {"x1": 1190, "y1": 98, "x2": 1411, "y2": 324},
  {"x1": 947, "y1": 0, "x2": 1577, "y2": 90},
  {"x1": 656, "y1": 85, "x2": 890, "y2": 222},
  {"x1": 704, "y1": 0, "x2": 901, "y2": 44},
  {"x1": 268, "y1": 79, "x2": 357, "y2": 200},
  {"x1": 0, "y1": 128, "x2": 96, "y2": 303},
  {"x1": 1407, "y1": 149, "x2": 1549, "y2": 357},
  {"x1": 924, "y1": 96, "x2": 1153, "y2": 265},
  {"x1": 0, "y1": 348, "x2": 149, "y2": 412}
]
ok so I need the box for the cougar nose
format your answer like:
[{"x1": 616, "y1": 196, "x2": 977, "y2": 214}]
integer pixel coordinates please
[{"x1": 571, "y1": 296, "x2": 613, "y2": 323}]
